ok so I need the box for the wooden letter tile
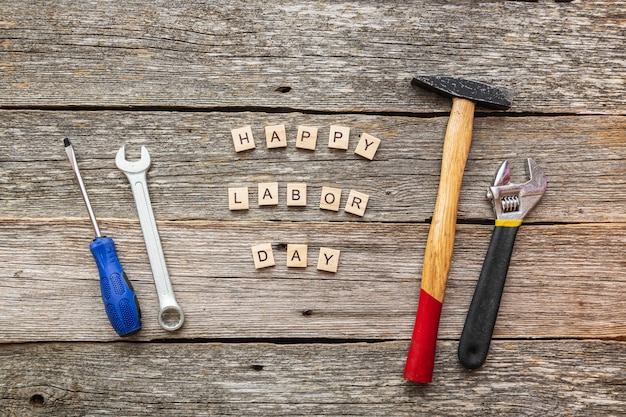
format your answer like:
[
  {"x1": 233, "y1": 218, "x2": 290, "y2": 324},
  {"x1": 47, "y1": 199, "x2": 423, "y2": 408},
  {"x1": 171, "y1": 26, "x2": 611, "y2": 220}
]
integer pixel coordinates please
[
  {"x1": 295, "y1": 126, "x2": 318, "y2": 150},
  {"x1": 287, "y1": 183, "x2": 307, "y2": 206},
  {"x1": 231, "y1": 125, "x2": 256, "y2": 152},
  {"x1": 265, "y1": 124, "x2": 287, "y2": 149},
  {"x1": 228, "y1": 187, "x2": 249, "y2": 210},
  {"x1": 286, "y1": 244, "x2": 308, "y2": 268},
  {"x1": 317, "y1": 247, "x2": 341, "y2": 273},
  {"x1": 319, "y1": 186, "x2": 342, "y2": 212},
  {"x1": 251, "y1": 243, "x2": 275, "y2": 269},
  {"x1": 344, "y1": 190, "x2": 369, "y2": 217},
  {"x1": 354, "y1": 132, "x2": 381, "y2": 160},
  {"x1": 328, "y1": 125, "x2": 350, "y2": 150},
  {"x1": 258, "y1": 182, "x2": 279, "y2": 206}
]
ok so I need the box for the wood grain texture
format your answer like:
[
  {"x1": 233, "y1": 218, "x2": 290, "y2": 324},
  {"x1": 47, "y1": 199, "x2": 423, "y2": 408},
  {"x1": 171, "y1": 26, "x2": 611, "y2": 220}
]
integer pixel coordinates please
[
  {"x1": 0, "y1": 341, "x2": 624, "y2": 416},
  {"x1": 422, "y1": 98, "x2": 475, "y2": 302},
  {"x1": 0, "y1": 1, "x2": 624, "y2": 113},
  {"x1": 1, "y1": 111, "x2": 625, "y2": 224},
  {"x1": 1, "y1": 0, "x2": 625, "y2": 414},
  {"x1": 1, "y1": 220, "x2": 624, "y2": 343}
]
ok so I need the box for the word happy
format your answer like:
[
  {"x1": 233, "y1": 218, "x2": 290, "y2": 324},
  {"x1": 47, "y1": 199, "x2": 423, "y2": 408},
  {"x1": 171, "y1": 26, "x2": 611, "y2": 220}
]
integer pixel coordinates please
[{"x1": 231, "y1": 124, "x2": 381, "y2": 160}]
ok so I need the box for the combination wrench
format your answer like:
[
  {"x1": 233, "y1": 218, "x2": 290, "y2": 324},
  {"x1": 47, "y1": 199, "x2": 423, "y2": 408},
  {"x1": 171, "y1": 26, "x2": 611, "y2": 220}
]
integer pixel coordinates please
[{"x1": 116, "y1": 145, "x2": 185, "y2": 331}]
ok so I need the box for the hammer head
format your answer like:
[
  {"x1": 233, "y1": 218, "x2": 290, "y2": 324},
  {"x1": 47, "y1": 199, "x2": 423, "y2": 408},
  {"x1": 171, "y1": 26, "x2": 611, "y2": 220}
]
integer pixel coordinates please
[{"x1": 412, "y1": 76, "x2": 513, "y2": 110}]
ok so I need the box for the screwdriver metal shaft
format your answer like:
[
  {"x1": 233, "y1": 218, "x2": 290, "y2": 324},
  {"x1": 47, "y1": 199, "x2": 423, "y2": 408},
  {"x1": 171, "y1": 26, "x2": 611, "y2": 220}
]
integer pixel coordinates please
[
  {"x1": 64, "y1": 139, "x2": 102, "y2": 237},
  {"x1": 64, "y1": 138, "x2": 141, "y2": 336}
]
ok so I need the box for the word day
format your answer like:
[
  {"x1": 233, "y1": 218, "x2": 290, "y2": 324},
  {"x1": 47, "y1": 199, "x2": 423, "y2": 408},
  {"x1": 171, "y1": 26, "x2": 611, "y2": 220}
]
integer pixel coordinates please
[
  {"x1": 231, "y1": 124, "x2": 381, "y2": 160},
  {"x1": 251, "y1": 243, "x2": 341, "y2": 273},
  {"x1": 228, "y1": 183, "x2": 370, "y2": 217}
]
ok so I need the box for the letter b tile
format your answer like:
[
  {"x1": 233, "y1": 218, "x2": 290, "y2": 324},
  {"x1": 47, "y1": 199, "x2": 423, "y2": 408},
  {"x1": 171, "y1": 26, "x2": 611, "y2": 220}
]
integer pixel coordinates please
[{"x1": 287, "y1": 183, "x2": 307, "y2": 206}]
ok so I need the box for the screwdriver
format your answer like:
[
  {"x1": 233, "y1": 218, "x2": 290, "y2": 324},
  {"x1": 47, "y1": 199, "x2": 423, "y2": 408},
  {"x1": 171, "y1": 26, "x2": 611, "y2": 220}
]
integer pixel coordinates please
[{"x1": 64, "y1": 138, "x2": 141, "y2": 336}]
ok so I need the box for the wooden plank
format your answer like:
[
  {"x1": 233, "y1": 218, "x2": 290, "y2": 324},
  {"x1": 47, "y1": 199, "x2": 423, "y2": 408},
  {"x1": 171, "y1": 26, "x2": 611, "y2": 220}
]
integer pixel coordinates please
[
  {"x1": 1, "y1": 1, "x2": 623, "y2": 413},
  {"x1": 1, "y1": 111, "x2": 625, "y2": 223},
  {"x1": 0, "y1": 1, "x2": 623, "y2": 113},
  {"x1": 1, "y1": 220, "x2": 624, "y2": 343},
  {"x1": 0, "y1": 340, "x2": 624, "y2": 416}
]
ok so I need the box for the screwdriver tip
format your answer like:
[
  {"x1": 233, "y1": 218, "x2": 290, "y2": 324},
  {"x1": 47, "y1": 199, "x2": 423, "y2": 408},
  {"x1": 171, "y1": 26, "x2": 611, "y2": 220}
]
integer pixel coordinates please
[{"x1": 64, "y1": 138, "x2": 71, "y2": 147}]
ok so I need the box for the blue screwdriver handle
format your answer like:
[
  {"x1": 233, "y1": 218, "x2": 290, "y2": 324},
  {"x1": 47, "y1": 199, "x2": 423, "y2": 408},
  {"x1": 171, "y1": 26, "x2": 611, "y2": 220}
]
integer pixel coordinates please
[{"x1": 89, "y1": 236, "x2": 142, "y2": 336}]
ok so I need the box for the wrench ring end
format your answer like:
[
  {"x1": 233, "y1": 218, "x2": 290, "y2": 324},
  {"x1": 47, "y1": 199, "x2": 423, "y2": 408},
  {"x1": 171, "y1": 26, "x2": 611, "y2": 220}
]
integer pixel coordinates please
[{"x1": 158, "y1": 305, "x2": 185, "y2": 331}]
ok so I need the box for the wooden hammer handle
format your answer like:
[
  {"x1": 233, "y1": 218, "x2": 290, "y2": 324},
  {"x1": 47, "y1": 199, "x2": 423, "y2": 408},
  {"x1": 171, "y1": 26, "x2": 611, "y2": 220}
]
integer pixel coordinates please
[{"x1": 404, "y1": 97, "x2": 476, "y2": 383}]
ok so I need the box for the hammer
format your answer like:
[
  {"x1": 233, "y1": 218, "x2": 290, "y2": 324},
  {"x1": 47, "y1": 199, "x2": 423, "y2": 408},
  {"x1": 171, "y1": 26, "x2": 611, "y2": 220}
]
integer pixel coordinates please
[{"x1": 404, "y1": 76, "x2": 512, "y2": 383}]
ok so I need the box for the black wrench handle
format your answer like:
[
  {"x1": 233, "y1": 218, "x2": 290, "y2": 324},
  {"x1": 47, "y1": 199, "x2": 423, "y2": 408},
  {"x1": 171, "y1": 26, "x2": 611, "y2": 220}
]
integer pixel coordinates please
[{"x1": 458, "y1": 222, "x2": 520, "y2": 369}]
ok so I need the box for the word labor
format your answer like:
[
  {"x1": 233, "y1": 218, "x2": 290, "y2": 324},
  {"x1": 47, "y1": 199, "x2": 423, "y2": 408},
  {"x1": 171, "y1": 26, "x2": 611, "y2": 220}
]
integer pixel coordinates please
[{"x1": 228, "y1": 183, "x2": 370, "y2": 217}]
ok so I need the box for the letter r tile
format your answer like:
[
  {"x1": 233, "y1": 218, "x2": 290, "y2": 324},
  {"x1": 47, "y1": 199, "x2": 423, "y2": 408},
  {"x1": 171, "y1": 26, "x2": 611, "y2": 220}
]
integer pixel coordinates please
[
  {"x1": 354, "y1": 132, "x2": 381, "y2": 160},
  {"x1": 317, "y1": 247, "x2": 341, "y2": 273},
  {"x1": 344, "y1": 190, "x2": 369, "y2": 217},
  {"x1": 251, "y1": 243, "x2": 275, "y2": 269}
]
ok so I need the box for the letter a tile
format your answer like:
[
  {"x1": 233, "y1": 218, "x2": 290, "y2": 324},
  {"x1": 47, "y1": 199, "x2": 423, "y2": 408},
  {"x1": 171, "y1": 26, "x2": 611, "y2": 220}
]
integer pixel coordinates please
[
  {"x1": 265, "y1": 124, "x2": 287, "y2": 149},
  {"x1": 258, "y1": 182, "x2": 279, "y2": 206},
  {"x1": 251, "y1": 243, "x2": 275, "y2": 269},
  {"x1": 287, "y1": 244, "x2": 308, "y2": 268}
]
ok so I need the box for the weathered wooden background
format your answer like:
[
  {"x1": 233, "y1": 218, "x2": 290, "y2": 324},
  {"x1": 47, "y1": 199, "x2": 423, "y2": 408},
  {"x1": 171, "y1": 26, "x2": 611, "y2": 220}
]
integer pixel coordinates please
[{"x1": 1, "y1": 1, "x2": 624, "y2": 415}]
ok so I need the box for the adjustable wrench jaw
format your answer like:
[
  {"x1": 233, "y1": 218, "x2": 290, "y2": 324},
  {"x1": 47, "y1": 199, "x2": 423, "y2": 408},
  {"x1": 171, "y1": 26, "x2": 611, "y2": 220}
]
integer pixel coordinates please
[{"x1": 487, "y1": 158, "x2": 547, "y2": 222}]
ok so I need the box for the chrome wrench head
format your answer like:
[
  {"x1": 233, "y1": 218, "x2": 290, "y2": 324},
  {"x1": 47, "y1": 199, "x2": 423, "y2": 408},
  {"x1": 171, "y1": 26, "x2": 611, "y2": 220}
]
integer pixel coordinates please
[
  {"x1": 487, "y1": 158, "x2": 547, "y2": 221},
  {"x1": 116, "y1": 145, "x2": 185, "y2": 331},
  {"x1": 115, "y1": 145, "x2": 151, "y2": 174}
]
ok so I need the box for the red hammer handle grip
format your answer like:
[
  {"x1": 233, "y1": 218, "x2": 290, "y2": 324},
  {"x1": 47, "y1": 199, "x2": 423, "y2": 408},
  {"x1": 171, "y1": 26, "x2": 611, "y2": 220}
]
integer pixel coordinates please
[{"x1": 404, "y1": 289, "x2": 443, "y2": 383}]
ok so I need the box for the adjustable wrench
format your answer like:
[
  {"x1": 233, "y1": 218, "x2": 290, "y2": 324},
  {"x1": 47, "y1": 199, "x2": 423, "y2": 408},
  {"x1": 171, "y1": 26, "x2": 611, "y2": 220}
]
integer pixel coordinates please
[
  {"x1": 458, "y1": 158, "x2": 546, "y2": 369},
  {"x1": 116, "y1": 145, "x2": 185, "y2": 331}
]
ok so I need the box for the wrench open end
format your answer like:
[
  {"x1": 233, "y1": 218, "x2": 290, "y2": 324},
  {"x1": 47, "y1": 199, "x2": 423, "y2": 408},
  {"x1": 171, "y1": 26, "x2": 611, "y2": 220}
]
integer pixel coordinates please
[
  {"x1": 115, "y1": 145, "x2": 151, "y2": 173},
  {"x1": 488, "y1": 158, "x2": 547, "y2": 222}
]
